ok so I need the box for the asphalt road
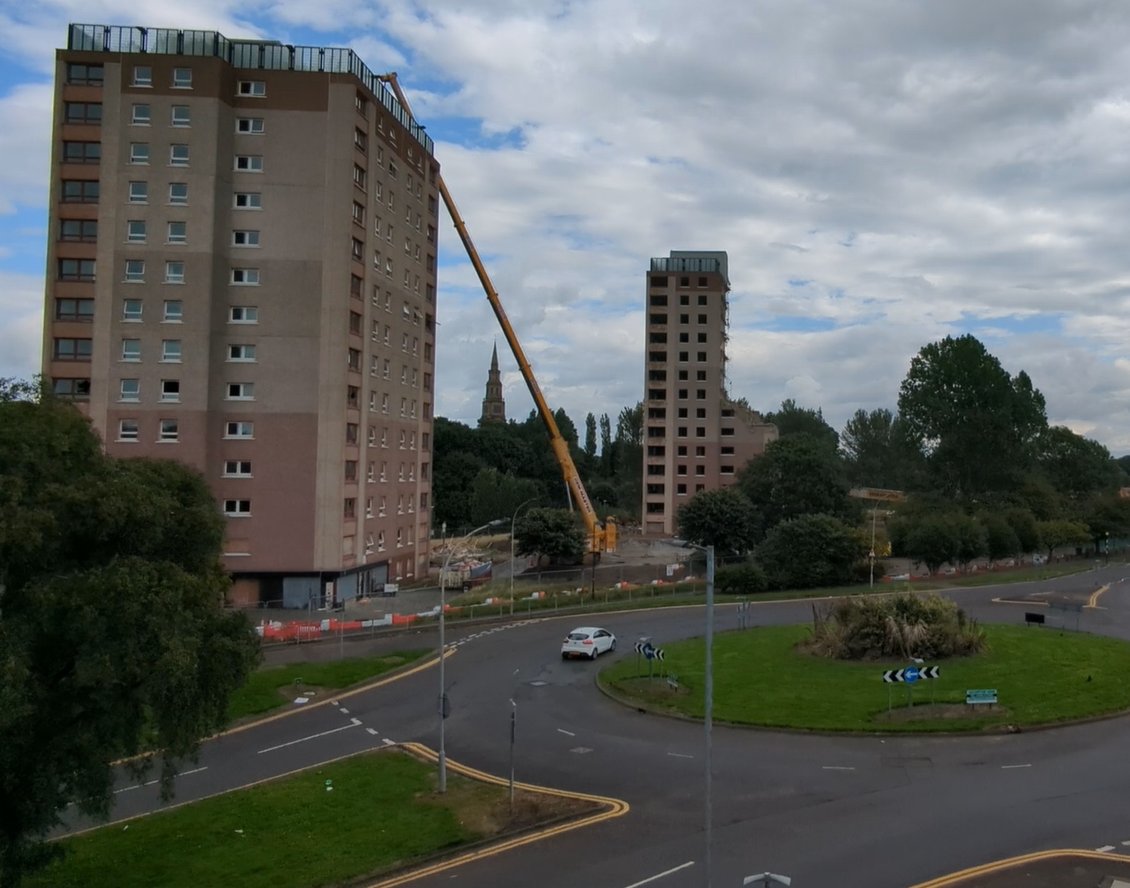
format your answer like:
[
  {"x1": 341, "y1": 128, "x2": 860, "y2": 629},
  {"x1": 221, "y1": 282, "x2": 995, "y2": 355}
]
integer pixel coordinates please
[{"x1": 74, "y1": 564, "x2": 1130, "y2": 888}]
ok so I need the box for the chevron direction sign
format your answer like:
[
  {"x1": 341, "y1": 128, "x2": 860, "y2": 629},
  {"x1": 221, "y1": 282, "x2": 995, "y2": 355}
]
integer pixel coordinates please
[
  {"x1": 634, "y1": 641, "x2": 665, "y2": 661},
  {"x1": 882, "y1": 666, "x2": 940, "y2": 683}
]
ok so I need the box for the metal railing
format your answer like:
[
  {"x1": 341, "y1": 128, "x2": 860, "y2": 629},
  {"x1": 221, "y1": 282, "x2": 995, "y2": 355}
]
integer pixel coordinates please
[{"x1": 66, "y1": 23, "x2": 433, "y2": 155}]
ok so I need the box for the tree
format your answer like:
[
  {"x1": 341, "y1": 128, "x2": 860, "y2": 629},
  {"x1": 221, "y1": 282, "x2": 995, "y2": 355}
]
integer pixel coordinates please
[
  {"x1": 468, "y1": 468, "x2": 541, "y2": 528},
  {"x1": 898, "y1": 514, "x2": 961, "y2": 575},
  {"x1": 583, "y1": 413, "x2": 597, "y2": 461},
  {"x1": 675, "y1": 488, "x2": 761, "y2": 555},
  {"x1": 979, "y1": 512, "x2": 1021, "y2": 563},
  {"x1": 598, "y1": 413, "x2": 613, "y2": 473},
  {"x1": 764, "y1": 398, "x2": 839, "y2": 451},
  {"x1": 897, "y1": 335, "x2": 1048, "y2": 498},
  {"x1": 736, "y1": 434, "x2": 856, "y2": 537},
  {"x1": 1034, "y1": 426, "x2": 1121, "y2": 498},
  {"x1": 1004, "y1": 507, "x2": 1040, "y2": 554},
  {"x1": 0, "y1": 395, "x2": 259, "y2": 886},
  {"x1": 513, "y1": 507, "x2": 586, "y2": 564},
  {"x1": 1035, "y1": 519, "x2": 1091, "y2": 562},
  {"x1": 756, "y1": 514, "x2": 865, "y2": 590},
  {"x1": 1081, "y1": 495, "x2": 1130, "y2": 553},
  {"x1": 951, "y1": 513, "x2": 987, "y2": 572},
  {"x1": 839, "y1": 407, "x2": 925, "y2": 490}
]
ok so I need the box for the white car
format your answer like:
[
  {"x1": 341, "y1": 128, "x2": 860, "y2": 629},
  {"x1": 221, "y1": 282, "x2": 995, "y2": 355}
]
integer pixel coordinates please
[{"x1": 561, "y1": 626, "x2": 617, "y2": 660}]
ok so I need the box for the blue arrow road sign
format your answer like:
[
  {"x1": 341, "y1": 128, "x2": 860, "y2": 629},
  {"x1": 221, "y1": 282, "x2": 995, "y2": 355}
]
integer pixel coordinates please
[{"x1": 904, "y1": 666, "x2": 920, "y2": 683}]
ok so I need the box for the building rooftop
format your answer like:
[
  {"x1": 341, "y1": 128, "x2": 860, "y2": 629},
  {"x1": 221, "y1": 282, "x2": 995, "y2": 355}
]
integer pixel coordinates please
[{"x1": 65, "y1": 23, "x2": 433, "y2": 156}]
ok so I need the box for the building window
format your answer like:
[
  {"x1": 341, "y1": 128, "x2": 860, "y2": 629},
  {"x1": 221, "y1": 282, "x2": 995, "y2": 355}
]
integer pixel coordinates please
[
  {"x1": 132, "y1": 66, "x2": 152, "y2": 86},
  {"x1": 51, "y1": 378, "x2": 90, "y2": 399},
  {"x1": 168, "y1": 182, "x2": 188, "y2": 204},
  {"x1": 60, "y1": 219, "x2": 98, "y2": 242},
  {"x1": 118, "y1": 419, "x2": 139, "y2": 441},
  {"x1": 237, "y1": 80, "x2": 266, "y2": 97},
  {"x1": 167, "y1": 221, "x2": 187, "y2": 244},
  {"x1": 59, "y1": 258, "x2": 96, "y2": 282},
  {"x1": 65, "y1": 102, "x2": 102, "y2": 124},
  {"x1": 119, "y1": 378, "x2": 140, "y2": 401},
  {"x1": 352, "y1": 202, "x2": 366, "y2": 225},
  {"x1": 120, "y1": 336, "x2": 141, "y2": 361},
  {"x1": 131, "y1": 104, "x2": 151, "y2": 125},
  {"x1": 62, "y1": 180, "x2": 99, "y2": 203},
  {"x1": 122, "y1": 299, "x2": 143, "y2": 322},
  {"x1": 171, "y1": 105, "x2": 191, "y2": 127},
  {"x1": 55, "y1": 297, "x2": 94, "y2": 321},
  {"x1": 223, "y1": 460, "x2": 252, "y2": 477},
  {"x1": 160, "y1": 379, "x2": 180, "y2": 402},
  {"x1": 223, "y1": 499, "x2": 252, "y2": 516},
  {"x1": 62, "y1": 141, "x2": 101, "y2": 164},
  {"x1": 229, "y1": 306, "x2": 258, "y2": 324},
  {"x1": 354, "y1": 128, "x2": 368, "y2": 152},
  {"x1": 128, "y1": 181, "x2": 147, "y2": 203},
  {"x1": 126, "y1": 220, "x2": 146, "y2": 243},
  {"x1": 227, "y1": 344, "x2": 256, "y2": 362},
  {"x1": 234, "y1": 192, "x2": 262, "y2": 209},
  {"x1": 343, "y1": 498, "x2": 357, "y2": 519},
  {"x1": 169, "y1": 144, "x2": 189, "y2": 166},
  {"x1": 231, "y1": 268, "x2": 260, "y2": 285},
  {"x1": 53, "y1": 338, "x2": 92, "y2": 361},
  {"x1": 696, "y1": 352, "x2": 707, "y2": 362},
  {"x1": 165, "y1": 261, "x2": 185, "y2": 284},
  {"x1": 233, "y1": 230, "x2": 260, "y2": 247},
  {"x1": 353, "y1": 164, "x2": 367, "y2": 189},
  {"x1": 351, "y1": 237, "x2": 364, "y2": 260},
  {"x1": 225, "y1": 421, "x2": 254, "y2": 439},
  {"x1": 163, "y1": 300, "x2": 183, "y2": 322},
  {"x1": 161, "y1": 340, "x2": 182, "y2": 362},
  {"x1": 234, "y1": 155, "x2": 263, "y2": 172},
  {"x1": 159, "y1": 419, "x2": 179, "y2": 442},
  {"x1": 346, "y1": 423, "x2": 359, "y2": 445},
  {"x1": 347, "y1": 348, "x2": 362, "y2": 371},
  {"x1": 66, "y1": 63, "x2": 104, "y2": 86},
  {"x1": 124, "y1": 260, "x2": 144, "y2": 282},
  {"x1": 236, "y1": 117, "x2": 264, "y2": 134},
  {"x1": 226, "y1": 382, "x2": 254, "y2": 400},
  {"x1": 172, "y1": 67, "x2": 192, "y2": 88},
  {"x1": 129, "y1": 143, "x2": 150, "y2": 164}
]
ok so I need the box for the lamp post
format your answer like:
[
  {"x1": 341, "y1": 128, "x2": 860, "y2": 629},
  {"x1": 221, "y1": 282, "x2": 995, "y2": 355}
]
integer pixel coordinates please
[
  {"x1": 437, "y1": 519, "x2": 502, "y2": 792},
  {"x1": 869, "y1": 504, "x2": 878, "y2": 588},
  {"x1": 683, "y1": 541, "x2": 716, "y2": 888},
  {"x1": 509, "y1": 498, "x2": 538, "y2": 617}
]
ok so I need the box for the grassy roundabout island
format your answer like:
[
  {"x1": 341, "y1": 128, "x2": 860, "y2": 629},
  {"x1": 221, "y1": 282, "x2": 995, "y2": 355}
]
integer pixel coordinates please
[{"x1": 600, "y1": 622, "x2": 1130, "y2": 733}]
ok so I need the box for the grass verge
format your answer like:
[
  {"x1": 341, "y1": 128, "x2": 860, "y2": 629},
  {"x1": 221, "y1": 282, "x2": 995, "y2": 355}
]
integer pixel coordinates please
[
  {"x1": 228, "y1": 650, "x2": 430, "y2": 722},
  {"x1": 31, "y1": 749, "x2": 600, "y2": 888},
  {"x1": 601, "y1": 623, "x2": 1130, "y2": 732}
]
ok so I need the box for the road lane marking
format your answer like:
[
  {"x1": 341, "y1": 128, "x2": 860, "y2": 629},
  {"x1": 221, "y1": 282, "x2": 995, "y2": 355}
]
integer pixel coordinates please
[
  {"x1": 823, "y1": 766, "x2": 855, "y2": 771},
  {"x1": 366, "y1": 727, "x2": 379, "y2": 735},
  {"x1": 623, "y1": 861, "x2": 695, "y2": 887},
  {"x1": 557, "y1": 728, "x2": 576, "y2": 736},
  {"x1": 667, "y1": 752, "x2": 693, "y2": 759},
  {"x1": 1097, "y1": 845, "x2": 1116, "y2": 852},
  {"x1": 1002, "y1": 763, "x2": 1032, "y2": 769},
  {"x1": 339, "y1": 707, "x2": 350, "y2": 715},
  {"x1": 257, "y1": 720, "x2": 361, "y2": 754},
  {"x1": 113, "y1": 766, "x2": 208, "y2": 794}
]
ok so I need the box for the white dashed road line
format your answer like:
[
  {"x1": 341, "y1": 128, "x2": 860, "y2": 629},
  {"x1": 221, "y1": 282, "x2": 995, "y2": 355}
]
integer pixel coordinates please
[
  {"x1": 113, "y1": 766, "x2": 208, "y2": 794},
  {"x1": 1001, "y1": 763, "x2": 1032, "y2": 769},
  {"x1": 822, "y1": 765, "x2": 855, "y2": 771},
  {"x1": 257, "y1": 718, "x2": 362, "y2": 754},
  {"x1": 667, "y1": 752, "x2": 693, "y2": 759},
  {"x1": 623, "y1": 861, "x2": 696, "y2": 887},
  {"x1": 557, "y1": 728, "x2": 576, "y2": 736}
]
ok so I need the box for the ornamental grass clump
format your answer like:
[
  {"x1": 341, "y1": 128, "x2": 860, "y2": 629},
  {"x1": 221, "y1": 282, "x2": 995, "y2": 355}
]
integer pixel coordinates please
[{"x1": 805, "y1": 592, "x2": 985, "y2": 661}]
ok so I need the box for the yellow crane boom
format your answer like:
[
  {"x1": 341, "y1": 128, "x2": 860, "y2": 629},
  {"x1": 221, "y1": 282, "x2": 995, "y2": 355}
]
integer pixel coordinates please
[{"x1": 379, "y1": 73, "x2": 616, "y2": 553}]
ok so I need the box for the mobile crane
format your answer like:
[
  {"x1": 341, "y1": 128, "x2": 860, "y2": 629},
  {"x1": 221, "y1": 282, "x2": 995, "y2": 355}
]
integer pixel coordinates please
[{"x1": 379, "y1": 73, "x2": 617, "y2": 553}]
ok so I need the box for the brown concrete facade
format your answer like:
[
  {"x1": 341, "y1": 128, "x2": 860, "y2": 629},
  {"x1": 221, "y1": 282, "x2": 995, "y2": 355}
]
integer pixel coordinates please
[
  {"x1": 43, "y1": 25, "x2": 438, "y2": 605},
  {"x1": 641, "y1": 251, "x2": 777, "y2": 537}
]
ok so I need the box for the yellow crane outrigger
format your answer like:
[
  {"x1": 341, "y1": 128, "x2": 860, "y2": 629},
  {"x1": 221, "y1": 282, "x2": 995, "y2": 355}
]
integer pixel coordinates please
[{"x1": 379, "y1": 73, "x2": 617, "y2": 553}]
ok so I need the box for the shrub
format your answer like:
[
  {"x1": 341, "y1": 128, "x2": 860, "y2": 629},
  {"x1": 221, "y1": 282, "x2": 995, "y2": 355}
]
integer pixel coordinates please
[
  {"x1": 805, "y1": 592, "x2": 985, "y2": 661},
  {"x1": 714, "y1": 562, "x2": 768, "y2": 595}
]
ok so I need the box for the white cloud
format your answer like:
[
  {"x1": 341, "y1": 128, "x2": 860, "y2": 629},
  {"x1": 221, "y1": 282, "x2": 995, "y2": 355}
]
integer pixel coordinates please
[
  {"x1": 0, "y1": 272, "x2": 44, "y2": 381},
  {"x1": 4, "y1": 0, "x2": 1130, "y2": 457}
]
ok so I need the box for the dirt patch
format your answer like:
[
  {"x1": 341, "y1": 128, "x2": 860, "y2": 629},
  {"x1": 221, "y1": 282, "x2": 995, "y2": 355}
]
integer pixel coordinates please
[{"x1": 430, "y1": 780, "x2": 603, "y2": 836}]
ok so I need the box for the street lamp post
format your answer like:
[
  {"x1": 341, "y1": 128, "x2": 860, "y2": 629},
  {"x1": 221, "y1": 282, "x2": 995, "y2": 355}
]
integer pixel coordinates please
[
  {"x1": 437, "y1": 519, "x2": 502, "y2": 792},
  {"x1": 869, "y1": 505, "x2": 878, "y2": 588},
  {"x1": 509, "y1": 498, "x2": 538, "y2": 617},
  {"x1": 683, "y1": 541, "x2": 716, "y2": 888}
]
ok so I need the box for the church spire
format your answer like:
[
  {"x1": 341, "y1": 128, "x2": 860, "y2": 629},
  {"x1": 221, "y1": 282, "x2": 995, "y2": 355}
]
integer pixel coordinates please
[{"x1": 480, "y1": 342, "x2": 506, "y2": 425}]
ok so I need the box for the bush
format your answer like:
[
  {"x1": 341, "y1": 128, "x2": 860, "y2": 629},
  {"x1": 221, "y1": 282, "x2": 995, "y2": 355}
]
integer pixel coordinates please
[
  {"x1": 805, "y1": 592, "x2": 985, "y2": 661},
  {"x1": 714, "y1": 562, "x2": 768, "y2": 595}
]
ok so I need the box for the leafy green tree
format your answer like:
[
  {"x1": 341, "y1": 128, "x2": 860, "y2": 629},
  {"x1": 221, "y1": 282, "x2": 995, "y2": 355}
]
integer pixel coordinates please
[
  {"x1": 468, "y1": 468, "x2": 542, "y2": 528},
  {"x1": 897, "y1": 335, "x2": 1048, "y2": 498},
  {"x1": 1081, "y1": 495, "x2": 1130, "y2": 553},
  {"x1": 839, "y1": 407, "x2": 926, "y2": 490},
  {"x1": 951, "y1": 513, "x2": 987, "y2": 572},
  {"x1": 737, "y1": 434, "x2": 856, "y2": 537},
  {"x1": 765, "y1": 398, "x2": 839, "y2": 451},
  {"x1": 1004, "y1": 507, "x2": 1040, "y2": 554},
  {"x1": 714, "y1": 561, "x2": 768, "y2": 595},
  {"x1": 431, "y1": 449, "x2": 485, "y2": 531},
  {"x1": 599, "y1": 413, "x2": 613, "y2": 473},
  {"x1": 583, "y1": 413, "x2": 597, "y2": 462},
  {"x1": 1035, "y1": 519, "x2": 1091, "y2": 562},
  {"x1": 513, "y1": 507, "x2": 586, "y2": 564},
  {"x1": 979, "y1": 512, "x2": 1021, "y2": 562},
  {"x1": 675, "y1": 488, "x2": 761, "y2": 555},
  {"x1": 756, "y1": 514, "x2": 865, "y2": 590},
  {"x1": 1034, "y1": 426, "x2": 1121, "y2": 498},
  {"x1": 0, "y1": 396, "x2": 259, "y2": 886},
  {"x1": 898, "y1": 514, "x2": 961, "y2": 575}
]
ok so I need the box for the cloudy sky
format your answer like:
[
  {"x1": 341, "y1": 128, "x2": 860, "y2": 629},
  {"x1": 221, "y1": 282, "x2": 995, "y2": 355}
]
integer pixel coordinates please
[{"x1": 3, "y1": 1, "x2": 1130, "y2": 455}]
